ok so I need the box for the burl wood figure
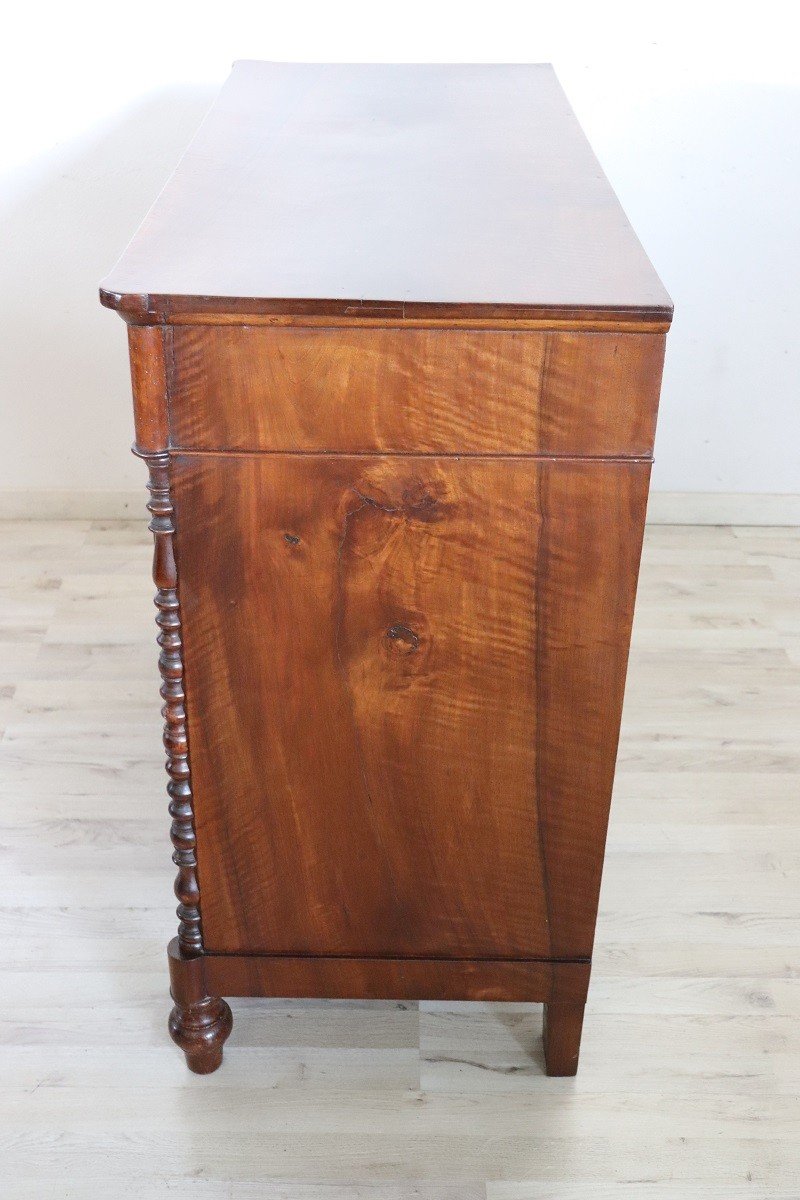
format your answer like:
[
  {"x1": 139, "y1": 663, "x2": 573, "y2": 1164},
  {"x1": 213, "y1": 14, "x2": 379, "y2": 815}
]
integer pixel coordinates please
[{"x1": 100, "y1": 63, "x2": 671, "y2": 1075}]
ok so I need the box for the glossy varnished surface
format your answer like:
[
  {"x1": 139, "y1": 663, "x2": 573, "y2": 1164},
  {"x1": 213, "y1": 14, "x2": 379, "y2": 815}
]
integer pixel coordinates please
[
  {"x1": 168, "y1": 326, "x2": 665, "y2": 455},
  {"x1": 100, "y1": 62, "x2": 671, "y2": 321},
  {"x1": 203, "y1": 955, "x2": 591, "y2": 1006},
  {"x1": 99, "y1": 59, "x2": 672, "y2": 1076},
  {"x1": 172, "y1": 454, "x2": 649, "y2": 959}
]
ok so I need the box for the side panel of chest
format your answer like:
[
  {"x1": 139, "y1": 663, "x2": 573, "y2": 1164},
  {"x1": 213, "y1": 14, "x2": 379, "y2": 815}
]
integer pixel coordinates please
[
  {"x1": 172, "y1": 451, "x2": 649, "y2": 960},
  {"x1": 107, "y1": 58, "x2": 672, "y2": 1075}
]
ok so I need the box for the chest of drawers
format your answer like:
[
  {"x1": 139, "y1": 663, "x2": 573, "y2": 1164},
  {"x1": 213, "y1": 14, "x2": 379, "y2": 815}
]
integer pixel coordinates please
[{"x1": 101, "y1": 62, "x2": 671, "y2": 1075}]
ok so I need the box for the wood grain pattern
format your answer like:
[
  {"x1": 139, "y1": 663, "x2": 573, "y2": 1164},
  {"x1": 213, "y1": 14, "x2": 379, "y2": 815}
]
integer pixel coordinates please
[
  {"x1": 99, "y1": 62, "x2": 672, "y2": 323},
  {"x1": 172, "y1": 453, "x2": 650, "y2": 963},
  {"x1": 127, "y1": 325, "x2": 168, "y2": 452},
  {"x1": 535, "y1": 460, "x2": 651, "y2": 958},
  {"x1": 174, "y1": 453, "x2": 548, "y2": 959},
  {"x1": 167, "y1": 326, "x2": 664, "y2": 456},
  {"x1": 541, "y1": 331, "x2": 665, "y2": 457},
  {"x1": 542, "y1": 1000, "x2": 586, "y2": 1076},
  {"x1": 203, "y1": 954, "x2": 591, "y2": 1005},
  {"x1": 98, "y1": 59, "x2": 671, "y2": 1078},
  {"x1": 143, "y1": 307, "x2": 672, "y2": 331}
]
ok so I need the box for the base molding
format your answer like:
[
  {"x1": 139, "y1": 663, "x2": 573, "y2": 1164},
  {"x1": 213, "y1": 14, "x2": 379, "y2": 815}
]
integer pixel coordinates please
[
  {"x1": 200, "y1": 950, "x2": 591, "y2": 1004},
  {"x1": 2, "y1": 489, "x2": 799, "y2": 525},
  {"x1": 167, "y1": 939, "x2": 589, "y2": 1075}
]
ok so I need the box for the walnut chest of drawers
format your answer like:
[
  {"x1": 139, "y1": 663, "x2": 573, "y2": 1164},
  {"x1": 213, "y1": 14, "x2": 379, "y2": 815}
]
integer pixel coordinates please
[{"x1": 100, "y1": 62, "x2": 672, "y2": 1075}]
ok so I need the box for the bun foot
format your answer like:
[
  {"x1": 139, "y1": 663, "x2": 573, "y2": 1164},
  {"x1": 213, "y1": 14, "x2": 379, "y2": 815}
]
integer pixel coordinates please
[
  {"x1": 169, "y1": 994, "x2": 233, "y2": 1073},
  {"x1": 543, "y1": 1000, "x2": 585, "y2": 1076},
  {"x1": 167, "y1": 936, "x2": 232, "y2": 1074}
]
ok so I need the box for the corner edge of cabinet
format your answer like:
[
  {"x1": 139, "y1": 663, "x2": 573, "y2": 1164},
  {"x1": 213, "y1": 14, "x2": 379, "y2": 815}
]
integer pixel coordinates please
[{"x1": 98, "y1": 285, "x2": 161, "y2": 326}]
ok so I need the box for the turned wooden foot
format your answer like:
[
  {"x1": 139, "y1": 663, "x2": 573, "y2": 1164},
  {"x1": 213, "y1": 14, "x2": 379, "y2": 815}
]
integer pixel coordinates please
[
  {"x1": 167, "y1": 937, "x2": 232, "y2": 1074},
  {"x1": 168, "y1": 993, "x2": 233, "y2": 1073},
  {"x1": 543, "y1": 1000, "x2": 585, "y2": 1076}
]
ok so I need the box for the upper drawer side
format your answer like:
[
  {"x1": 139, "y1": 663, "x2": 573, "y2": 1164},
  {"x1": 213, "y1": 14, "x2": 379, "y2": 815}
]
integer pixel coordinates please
[{"x1": 167, "y1": 326, "x2": 664, "y2": 455}]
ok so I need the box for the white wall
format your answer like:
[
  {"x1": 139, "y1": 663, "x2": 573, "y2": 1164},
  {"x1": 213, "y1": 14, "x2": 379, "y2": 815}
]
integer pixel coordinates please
[{"x1": 2, "y1": 1, "x2": 798, "y2": 510}]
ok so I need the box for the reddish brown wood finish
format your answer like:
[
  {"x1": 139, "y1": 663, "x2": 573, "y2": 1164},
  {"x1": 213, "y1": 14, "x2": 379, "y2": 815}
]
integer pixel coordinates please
[
  {"x1": 203, "y1": 954, "x2": 591, "y2": 1006},
  {"x1": 172, "y1": 453, "x2": 649, "y2": 962},
  {"x1": 167, "y1": 327, "x2": 664, "y2": 456},
  {"x1": 99, "y1": 63, "x2": 672, "y2": 322},
  {"x1": 127, "y1": 326, "x2": 169, "y2": 452},
  {"x1": 543, "y1": 1000, "x2": 586, "y2": 1077},
  {"x1": 168, "y1": 938, "x2": 232, "y2": 1074},
  {"x1": 103, "y1": 62, "x2": 671, "y2": 1077},
  {"x1": 135, "y1": 449, "x2": 203, "y2": 958}
]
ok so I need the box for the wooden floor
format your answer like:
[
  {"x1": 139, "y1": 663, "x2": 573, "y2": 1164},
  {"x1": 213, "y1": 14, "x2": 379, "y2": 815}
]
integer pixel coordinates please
[{"x1": 1, "y1": 520, "x2": 799, "y2": 1198}]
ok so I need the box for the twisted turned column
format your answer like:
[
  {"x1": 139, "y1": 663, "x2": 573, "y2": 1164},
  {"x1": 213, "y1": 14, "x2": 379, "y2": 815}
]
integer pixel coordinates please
[{"x1": 136, "y1": 447, "x2": 231, "y2": 1072}]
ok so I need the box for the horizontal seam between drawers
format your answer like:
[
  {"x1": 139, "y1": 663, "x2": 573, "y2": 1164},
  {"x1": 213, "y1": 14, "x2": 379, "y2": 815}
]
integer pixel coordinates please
[
  {"x1": 202, "y1": 950, "x2": 592, "y2": 964},
  {"x1": 168, "y1": 447, "x2": 654, "y2": 464}
]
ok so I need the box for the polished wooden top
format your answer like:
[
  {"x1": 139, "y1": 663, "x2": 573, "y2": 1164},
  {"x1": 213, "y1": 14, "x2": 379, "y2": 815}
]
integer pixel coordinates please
[{"x1": 100, "y1": 62, "x2": 672, "y2": 323}]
